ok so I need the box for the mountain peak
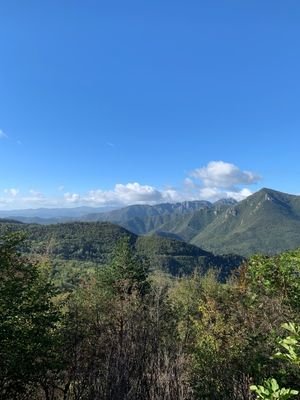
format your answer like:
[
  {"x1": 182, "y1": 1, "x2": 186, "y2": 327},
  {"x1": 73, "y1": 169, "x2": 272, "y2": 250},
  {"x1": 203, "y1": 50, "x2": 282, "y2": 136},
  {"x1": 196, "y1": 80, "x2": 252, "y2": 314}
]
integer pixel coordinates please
[{"x1": 214, "y1": 198, "x2": 237, "y2": 206}]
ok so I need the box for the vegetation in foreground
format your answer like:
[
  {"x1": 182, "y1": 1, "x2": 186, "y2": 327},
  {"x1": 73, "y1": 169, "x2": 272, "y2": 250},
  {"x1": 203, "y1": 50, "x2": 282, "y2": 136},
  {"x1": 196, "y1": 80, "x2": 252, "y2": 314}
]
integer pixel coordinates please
[{"x1": 0, "y1": 232, "x2": 299, "y2": 399}]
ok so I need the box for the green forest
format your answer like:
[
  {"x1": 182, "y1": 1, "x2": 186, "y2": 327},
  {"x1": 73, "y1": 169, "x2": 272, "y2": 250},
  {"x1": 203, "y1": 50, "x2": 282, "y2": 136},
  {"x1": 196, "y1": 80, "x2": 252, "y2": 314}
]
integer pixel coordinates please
[{"x1": 0, "y1": 230, "x2": 299, "y2": 400}]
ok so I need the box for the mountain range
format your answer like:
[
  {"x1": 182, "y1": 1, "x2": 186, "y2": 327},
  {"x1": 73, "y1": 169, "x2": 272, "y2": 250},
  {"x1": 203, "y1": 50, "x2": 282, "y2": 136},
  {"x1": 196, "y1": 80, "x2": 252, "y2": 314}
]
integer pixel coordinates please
[
  {"x1": 82, "y1": 188, "x2": 300, "y2": 256},
  {"x1": 1, "y1": 188, "x2": 300, "y2": 256},
  {"x1": 0, "y1": 205, "x2": 116, "y2": 223}
]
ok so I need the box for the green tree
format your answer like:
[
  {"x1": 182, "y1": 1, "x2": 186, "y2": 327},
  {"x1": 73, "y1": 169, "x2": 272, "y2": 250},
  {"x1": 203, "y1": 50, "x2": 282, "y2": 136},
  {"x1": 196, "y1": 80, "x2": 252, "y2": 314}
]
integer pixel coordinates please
[
  {"x1": 170, "y1": 267, "x2": 296, "y2": 399},
  {"x1": 55, "y1": 236, "x2": 191, "y2": 399},
  {"x1": 0, "y1": 233, "x2": 60, "y2": 400},
  {"x1": 105, "y1": 235, "x2": 150, "y2": 296},
  {"x1": 246, "y1": 250, "x2": 300, "y2": 311}
]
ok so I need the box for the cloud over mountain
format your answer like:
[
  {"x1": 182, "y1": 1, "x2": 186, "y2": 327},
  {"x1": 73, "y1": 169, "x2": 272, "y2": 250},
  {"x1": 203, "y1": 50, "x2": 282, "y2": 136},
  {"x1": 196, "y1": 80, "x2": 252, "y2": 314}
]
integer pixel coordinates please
[
  {"x1": 0, "y1": 161, "x2": 261, "y2": 209},
  {"x1": 191, "y1": 161, "x2": 260, "y2": 189}
]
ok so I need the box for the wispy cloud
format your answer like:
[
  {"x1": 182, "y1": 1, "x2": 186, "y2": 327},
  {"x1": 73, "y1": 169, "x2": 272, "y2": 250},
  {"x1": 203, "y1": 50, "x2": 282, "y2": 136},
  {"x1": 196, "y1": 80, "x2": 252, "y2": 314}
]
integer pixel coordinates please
[
  {"x1": 0, "y1": 129, "x2": 8, "y2": 139},
  {"x1": 29, "y1": 189, "x2": 44, "y2": 198},
  {"x1": 4, "y1": 188, "x2": 19, "y2": 197}
]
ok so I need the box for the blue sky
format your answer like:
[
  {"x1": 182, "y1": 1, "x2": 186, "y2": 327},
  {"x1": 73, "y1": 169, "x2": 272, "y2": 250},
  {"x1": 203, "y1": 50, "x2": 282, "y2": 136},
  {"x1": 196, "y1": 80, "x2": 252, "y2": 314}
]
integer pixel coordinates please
[{"x1": 0, "y1": 1, "x2": 300, "y2": 209}]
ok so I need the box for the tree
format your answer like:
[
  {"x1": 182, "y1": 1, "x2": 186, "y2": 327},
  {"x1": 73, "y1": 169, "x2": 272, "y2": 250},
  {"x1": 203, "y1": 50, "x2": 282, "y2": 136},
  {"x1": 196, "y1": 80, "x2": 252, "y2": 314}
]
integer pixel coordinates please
[
  {"x1": 55, "y1": 236, "x2": 191, "y2": 399},
  {"x1": 0, "y1": 233, "x2": 60, "y2": 400},
  {"x1": 246, "y1": 250, "x2": 300, "y2": 312},
  {"x1": 104, "y1": 235, "x2": 150, "y2": 297},
  {"x1": 170, "y1": 266, "x2": 296, "y2": 400}
]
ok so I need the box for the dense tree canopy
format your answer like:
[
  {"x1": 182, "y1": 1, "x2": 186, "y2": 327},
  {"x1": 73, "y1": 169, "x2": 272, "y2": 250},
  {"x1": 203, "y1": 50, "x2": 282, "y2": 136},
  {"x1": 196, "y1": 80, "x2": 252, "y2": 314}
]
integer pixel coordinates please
[{"x1": 0, "y1": 231, "x2": 299, "y2": 399}]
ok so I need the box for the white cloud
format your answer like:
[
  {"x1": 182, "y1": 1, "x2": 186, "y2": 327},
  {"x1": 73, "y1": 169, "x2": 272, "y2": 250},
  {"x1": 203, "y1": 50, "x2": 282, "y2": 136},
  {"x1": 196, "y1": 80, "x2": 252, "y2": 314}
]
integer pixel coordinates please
[
  {"x1": 4, "y1": 188, "x2": 19, "y2": 197},
  {"x1": 29, "y1": 189, "x2": 44, "y2": 199},
  {"x1": 198, "y1": 187, "x2": 221, "y2": 201},
  {"x1": 81, "y1": 183, "x2": 164, "y2": 206},
  {"x1": 64, "y1": 192, "x2": 81, "y2": 203},
  {"x1": 0, "y1": 129, "x2": 8, "y2": 139},
  {"x1": 191, "y1": 161, "x2": 260, "y2": 189},
  {"x1": 114, "y1": 182, "x2": 162, "y2": 203},
  {"x1": 0, "y1": 189, "x2": 57, "y2": 209},
  {"x1": 230, "y1": 188, "x2": 253, "y2": 200},
  {"x1": 0, "y1": 161, "x2": 261, "y2": 209},
  {"x1": 60, "y1": 183, "x2": 188, "y2": 207},
  {"x1": 197, "y1": 187, "x2": 253, "y2": 202},
  {"x1": 187, "y1": 161, "x2": 260, "y2": 202}
]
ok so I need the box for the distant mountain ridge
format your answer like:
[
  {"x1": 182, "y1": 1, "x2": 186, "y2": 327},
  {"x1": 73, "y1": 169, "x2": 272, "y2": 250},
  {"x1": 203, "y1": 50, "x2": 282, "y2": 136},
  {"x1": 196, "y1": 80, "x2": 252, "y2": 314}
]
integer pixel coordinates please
[
  {"x1": 0, "y1": 200, "x2": 236, "y2": 222},
  {"x1": 81, "y1": 199, "x2": 237, "y2": 245},
  {"x1": 82, "y1": 199, "x2": 237, "y2": 238},
  {"x1": 2, "y1": 189, "x2": 300, "y2": 256},
  {"x1": 83, "y1": 200, "x2": 219, "y2": 220},
  {"x1": 83, "y1": 188, "x2": 300, "y2": 256},
  {"x1": 0, "y1": 205, "x2": 117, "y2": 222}
]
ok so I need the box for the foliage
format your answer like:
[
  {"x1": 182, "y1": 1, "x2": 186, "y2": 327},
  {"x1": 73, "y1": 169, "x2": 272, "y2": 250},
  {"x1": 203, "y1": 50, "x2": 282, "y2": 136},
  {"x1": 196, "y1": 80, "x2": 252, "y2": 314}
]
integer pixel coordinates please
[
  {"x1": 53, "y1": 236, "x2": 192, "y2": 399},
  {"x1": 0, "y1": 225, "x2": 300, "y2": 399},
  {"x1": 169, "y1": 248, "x2": 300, "y2": 400},
  {"x1": 0, "y1": 232, "x2": 61, "y2": 400},
  {"x1": 107, "y1": 236, "x2": 150, "y2": 296},
  {"x1": 250, "y1": 378, "x2": 298, "y2": 400},
  {"x1": 246, "y1": 250, "x2": 300, "y2": 311},
  {"x1": 250, "y1": 323, "x2": 300, "y2": 400},
  {"x1": 0, "y1": 220, "x2": 243, "y2": 278},
  {"x1": 274, "y1": 323, "x2": 300, "y2": 367}
]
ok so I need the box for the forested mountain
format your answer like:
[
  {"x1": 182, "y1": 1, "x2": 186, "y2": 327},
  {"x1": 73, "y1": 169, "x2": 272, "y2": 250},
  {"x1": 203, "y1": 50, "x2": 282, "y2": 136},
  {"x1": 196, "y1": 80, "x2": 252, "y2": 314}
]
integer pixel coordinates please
[
  {"x1": 83, "y1": 200, "x2": 215, "y2": 222},
  {"x1": 0, "y1": 220, "x2": 243, "y2": 278},
  {"x1": 79, "y1": 189, "x2": 300, "y2": 256},
  {"x1": 84, "y1": 189, "x2": 300, "y2": 256},
  {"x1": 82, "y1": 199, "x2": 236, "y2": 239},
  {"x1": 2, "y1": 189, "x2": 300, "y2": 256},
  {"x1": 192, "y1": 188, "x2": 300, "y2": 255},
  {"x1": 0, "y1": 199, "x2": 235, "y2": 227}
]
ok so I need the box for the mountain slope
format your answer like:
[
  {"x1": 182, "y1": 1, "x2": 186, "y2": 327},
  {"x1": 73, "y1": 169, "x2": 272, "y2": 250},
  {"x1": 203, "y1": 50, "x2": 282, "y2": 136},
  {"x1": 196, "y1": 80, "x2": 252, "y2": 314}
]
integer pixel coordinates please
[
  {"x1": 149, "y1": 202, "x2": 233, "y2": 242},
  {"x1": 191, "y1": 188, "x2": 300, "y2": 256},
  {"x1": 0, "y1": 221, "x2": 243, "y2": 278},
  {"x1": 3, "y1": 188, "x2": 300, "y2": 257},
  {"x1": 83, "y1": 200, "x2": 235, "y2": 240}
]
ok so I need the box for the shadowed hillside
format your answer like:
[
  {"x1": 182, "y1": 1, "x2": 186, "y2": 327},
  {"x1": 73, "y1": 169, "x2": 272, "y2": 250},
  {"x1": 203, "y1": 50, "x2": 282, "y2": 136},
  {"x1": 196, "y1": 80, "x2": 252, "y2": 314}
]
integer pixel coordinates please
[{"x1": 0, "y1": 220, "x2": 244, "y2": 278}]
